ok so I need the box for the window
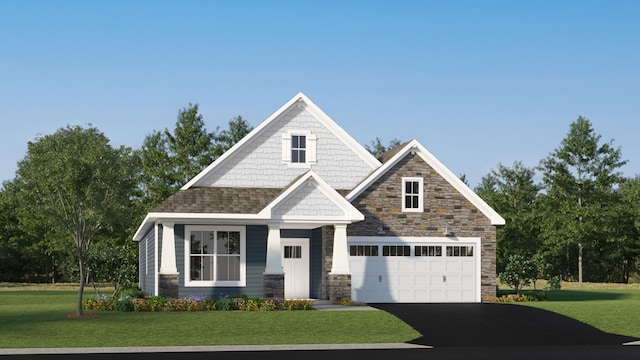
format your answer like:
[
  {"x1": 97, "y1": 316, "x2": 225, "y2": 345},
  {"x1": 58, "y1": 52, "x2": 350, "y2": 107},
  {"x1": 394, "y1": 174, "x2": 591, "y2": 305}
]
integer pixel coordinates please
[
  {"x1": 382, "y1": 245, "x2": 411, "y2": 256},
  {"x1": 185, "y1": 226, "x2": 245, "y2": 286},
  {"x1": 282, "y1": 131, "x2": 316, "y2": 167},
  {"x1": 350, "y1": 245, "x2": 379, "y2": 256},
  {"x1": 284, "y1": 245, "x2": 302, "y2": 259},
  {"x1": 291, "y1": 135, "x2": 306, "y2": 163},
  {"x1": 415, "y1": 245, "x2": 442, "y2": 257},
  {"x1": 402, "y1": 177, "x2": 423, "y2": 212},
  {"x1": 446, "y1": 246, "x2": 474, "y2": 257}
]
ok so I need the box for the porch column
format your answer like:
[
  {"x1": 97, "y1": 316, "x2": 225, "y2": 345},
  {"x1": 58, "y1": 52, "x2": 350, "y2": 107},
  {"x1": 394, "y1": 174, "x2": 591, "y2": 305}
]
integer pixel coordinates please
[
  {"x1": 263, "y1": 222, "x2": 284, "y2": 298},
  {"x1": 264, "y1": 222, "x2": 283, "y2": 274},
  {"x1": 330, "y1": 224, "x2": 350, "y2": 274},
  {"x1": 158, "y1": 221, "x2": 178, "y2": 298},
  {"x1": 159, "y1": 221, "x2": 178, "y2": 274}
]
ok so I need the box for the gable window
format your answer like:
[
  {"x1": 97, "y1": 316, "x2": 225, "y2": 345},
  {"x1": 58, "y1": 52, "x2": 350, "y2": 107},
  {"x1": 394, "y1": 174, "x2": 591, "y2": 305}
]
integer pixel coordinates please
[
  {"x1": 282, "y1": 130, "x2": 316, "y2": 167},
  {"x1": 291, "y1": 135, "x2": 306, "y2": 163},
  {"x1": 402, "y1": 177, "x2": 424, "y2": 212},
  {"x1": 185, "y1": 226, "x2": 246, "y2": 287}
]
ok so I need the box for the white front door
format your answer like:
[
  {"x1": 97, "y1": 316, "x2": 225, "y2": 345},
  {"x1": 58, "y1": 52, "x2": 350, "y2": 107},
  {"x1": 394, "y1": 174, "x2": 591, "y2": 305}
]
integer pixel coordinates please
[{"x1": 281, "y1": 238, "x2": 310, "y2": 299}]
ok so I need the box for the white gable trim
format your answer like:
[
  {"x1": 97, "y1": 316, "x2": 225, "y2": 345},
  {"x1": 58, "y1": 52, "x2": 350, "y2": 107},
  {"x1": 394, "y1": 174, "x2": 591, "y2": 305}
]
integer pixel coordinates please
[
  {"x1": 181, "y1": 92, "x2": 381, "y2": 189},
  {"x1": 346, "y1": 140, "x2": 506, "y2": 226},
  {"x1": 259, "y1": 170, "x2": 364, "y2": 223}
]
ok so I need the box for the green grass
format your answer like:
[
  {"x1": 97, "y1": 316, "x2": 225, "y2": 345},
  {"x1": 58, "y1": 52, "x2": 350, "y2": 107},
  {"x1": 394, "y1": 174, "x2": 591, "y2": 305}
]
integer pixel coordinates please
[
  {"x1": 0, "y1": 287, "x2": 421, "y2": 349},
  {"x1": 498, "y1": 281, "x2": 640, "y2": 339}
]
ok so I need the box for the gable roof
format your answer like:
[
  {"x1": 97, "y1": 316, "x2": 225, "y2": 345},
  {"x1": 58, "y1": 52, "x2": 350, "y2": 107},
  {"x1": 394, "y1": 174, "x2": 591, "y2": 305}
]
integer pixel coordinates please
[
  {"x1": 181, "y1": 92, "x2": 381, "y2": 189},
  {"x1": 346, "y1": 139, "x2": 506, "y2": 225},
  {"x1": 258, "y1": 170, "x2": 364, "y2": 224}
]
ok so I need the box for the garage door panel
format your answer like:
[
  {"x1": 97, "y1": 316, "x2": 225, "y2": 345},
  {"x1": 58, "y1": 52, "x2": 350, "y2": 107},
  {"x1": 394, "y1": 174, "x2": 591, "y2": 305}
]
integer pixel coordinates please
[{"x1": 349, "y1": 240, "x2": 477, "y2": 303}]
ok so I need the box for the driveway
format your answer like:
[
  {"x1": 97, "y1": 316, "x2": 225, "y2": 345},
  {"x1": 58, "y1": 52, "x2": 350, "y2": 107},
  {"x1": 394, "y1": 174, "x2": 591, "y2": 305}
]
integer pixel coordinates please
[{"x1": 371, "y1": 303, "x2": 638, "y2": 348}]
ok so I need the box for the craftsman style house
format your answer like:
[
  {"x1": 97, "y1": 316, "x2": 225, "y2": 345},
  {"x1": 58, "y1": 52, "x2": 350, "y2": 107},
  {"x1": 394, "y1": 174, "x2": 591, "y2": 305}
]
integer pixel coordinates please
[{"x1": 133, "y1": 92, "x2": 505, "y2": 303}]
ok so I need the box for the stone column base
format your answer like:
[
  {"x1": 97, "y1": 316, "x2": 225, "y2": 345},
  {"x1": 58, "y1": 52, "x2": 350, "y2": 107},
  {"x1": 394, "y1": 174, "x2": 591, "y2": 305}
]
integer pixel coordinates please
[
  {"x1": 263, "y1": 274, "x2": 285, "y2": 299},
  {"x1": 328, "y1": 274, "x2": 351, "y2": 302},
  {"x1": 158, "y1": 273, "x2": 179, "y2": 298}
]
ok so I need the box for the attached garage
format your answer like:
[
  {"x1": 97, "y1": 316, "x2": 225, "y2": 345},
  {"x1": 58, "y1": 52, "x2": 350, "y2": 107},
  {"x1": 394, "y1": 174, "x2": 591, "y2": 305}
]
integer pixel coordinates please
[{"x1": 348, "y1": 236, "x2": 481, "y2": 303}]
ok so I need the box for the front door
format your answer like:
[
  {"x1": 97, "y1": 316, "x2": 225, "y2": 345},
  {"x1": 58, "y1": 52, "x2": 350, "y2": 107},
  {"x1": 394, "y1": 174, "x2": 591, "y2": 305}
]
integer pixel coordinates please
[{"x1": 281, "y1": 238, "x2": 310, "y2": 299}]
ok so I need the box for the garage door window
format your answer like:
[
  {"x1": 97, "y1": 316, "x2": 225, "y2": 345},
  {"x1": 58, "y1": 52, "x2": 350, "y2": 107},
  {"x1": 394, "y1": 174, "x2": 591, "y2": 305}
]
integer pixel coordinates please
[
  {"x1": 446, "y1": 246, "x2": 474, "y2": 257},
  {"x1": 383, "y1": 245, "x2": 410, "y2": 256},
  {"x1": 415, "y1": 245, "x2": 442, "y2": 256},
  {"x1": 350, "y1": 245, "x2": 379, "y2": 256}
]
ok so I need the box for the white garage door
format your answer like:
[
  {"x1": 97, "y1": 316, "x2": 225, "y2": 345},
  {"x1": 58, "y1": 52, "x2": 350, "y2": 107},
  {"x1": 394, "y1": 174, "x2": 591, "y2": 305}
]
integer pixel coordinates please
[{"x1": 349, "y1": 237, "x2": 479, "y2": 303}]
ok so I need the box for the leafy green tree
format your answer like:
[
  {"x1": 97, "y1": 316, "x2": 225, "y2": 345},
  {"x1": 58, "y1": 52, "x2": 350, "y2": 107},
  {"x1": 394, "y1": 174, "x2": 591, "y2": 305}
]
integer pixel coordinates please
[
  {"x1": 365, "y1": 137, "x2": 403, "y2": 156},
  {"x1": 14, "y1": 125, "x2": 139, "y2": 316},
  {"x1": 609, "y1": 176, "x2": 640, "y2": 282},
  {"x1": 139, "y1": 105, "x2": 253, "y2": 210},
  {"x1": 499, "y1": 254, "x2": 538, "y2": 295},
  {"x1": 537, "y1": 116, "x2": 627, "y2": 282},
  {"x1": 475, "y1": 161, "x2": 542, "y2": 273},
  {"x1": 214, "y1": 115, "x2": 254, "y2": 155}
]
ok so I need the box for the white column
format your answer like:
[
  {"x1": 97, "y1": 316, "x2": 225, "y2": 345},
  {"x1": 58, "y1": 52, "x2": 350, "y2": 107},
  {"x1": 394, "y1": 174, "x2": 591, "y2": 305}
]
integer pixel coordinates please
[
  {"x1": 330, "y1": 224, "x2": 350, "y2": 274},
  {"x1": 159, "y1": 221, "x2": 178, "y2": 274},
  {"x1": 264, "y1": 222, "x2": 284, "y2": 274}
]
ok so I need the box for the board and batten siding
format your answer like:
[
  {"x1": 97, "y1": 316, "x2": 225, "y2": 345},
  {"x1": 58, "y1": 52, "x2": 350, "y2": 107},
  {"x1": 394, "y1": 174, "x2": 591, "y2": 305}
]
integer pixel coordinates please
[{"x1": 196, "y1": 106, "x2": 374, "y2": 190}]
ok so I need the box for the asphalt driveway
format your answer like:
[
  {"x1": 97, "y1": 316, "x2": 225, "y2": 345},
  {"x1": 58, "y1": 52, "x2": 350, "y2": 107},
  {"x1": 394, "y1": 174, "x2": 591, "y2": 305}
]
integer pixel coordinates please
[{"x1": 371, "y1": 303, "x2": 638, "y2": 348}]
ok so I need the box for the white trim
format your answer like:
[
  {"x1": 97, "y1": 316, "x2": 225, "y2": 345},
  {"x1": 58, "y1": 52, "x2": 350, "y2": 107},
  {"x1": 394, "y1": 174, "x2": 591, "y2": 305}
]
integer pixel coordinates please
[
  {"x1": 258, "y1": 170, "x2": 364, "y2": 222},
  {"x1": 183, "y1": 225, "x2": 247, "y2": 287},
  {"x1": 154, "y1": 221, "x2": 159, "y2": 296},
  {"x1": 402, "y1": 177, "x2": 424, "y2": 212},
  {"x1": 346, "y1": 140, "x2": 506, "y2": 225}
]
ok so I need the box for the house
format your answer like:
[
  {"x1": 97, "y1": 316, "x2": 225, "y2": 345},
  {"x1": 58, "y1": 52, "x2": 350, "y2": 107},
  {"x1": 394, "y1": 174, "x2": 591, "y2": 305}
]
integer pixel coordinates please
[{"x1": 132, "y1": 92, "x2": 505, "y2": 303}]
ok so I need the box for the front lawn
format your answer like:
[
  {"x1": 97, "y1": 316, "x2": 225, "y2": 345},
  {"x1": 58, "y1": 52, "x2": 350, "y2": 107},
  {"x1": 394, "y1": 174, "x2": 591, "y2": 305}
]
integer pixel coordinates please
[
  {"x1": 0, "y1": 286, "x2": 421, "y2": 349},
  {"x1": 498, "y1": 281, "x2": 640, "y2": 339}
]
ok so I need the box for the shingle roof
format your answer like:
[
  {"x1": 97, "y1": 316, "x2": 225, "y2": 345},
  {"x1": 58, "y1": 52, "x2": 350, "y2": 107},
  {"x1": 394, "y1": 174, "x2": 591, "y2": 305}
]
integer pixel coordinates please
[
  {"x1": 151, "y1": 186, "x2": 354, "y2": 214},
  {"x1": 376, "y1": 141, "x2": 412, "y2": 164},
  {"x1": 152, "y1": 187, "x2": 284, "y2": 214}
]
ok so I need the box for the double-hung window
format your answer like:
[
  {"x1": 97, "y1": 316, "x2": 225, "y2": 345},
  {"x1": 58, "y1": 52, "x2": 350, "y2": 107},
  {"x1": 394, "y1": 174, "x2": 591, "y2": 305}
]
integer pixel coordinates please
[
  {"x1": 291, "y1": 135, "x2": 306, "y2": 163},
  {"x1": 282, "y1": 130, "x2": 316, "y2": 167},
  {"x1": 185, "y1": 226, "x2": 246, "y2": 287},
  {"x1": 402, "y1": 177, "x2": 424, "y2": 212}
]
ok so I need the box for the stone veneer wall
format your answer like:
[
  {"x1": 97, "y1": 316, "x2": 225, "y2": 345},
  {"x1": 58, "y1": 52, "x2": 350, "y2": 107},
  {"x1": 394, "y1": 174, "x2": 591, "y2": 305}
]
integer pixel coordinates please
[
  {"x1": 347, "y1": 153, "x2": 498, "y2": 302},
  {"x1": 158, "y1": 274, "x2": 179, "y2": 299},
  {"x1": 263, "y1": 274, "x2": 285, "y2": 299},
  {"x1": 320, "y1": 225, "x2": 352, "y2": 301}
]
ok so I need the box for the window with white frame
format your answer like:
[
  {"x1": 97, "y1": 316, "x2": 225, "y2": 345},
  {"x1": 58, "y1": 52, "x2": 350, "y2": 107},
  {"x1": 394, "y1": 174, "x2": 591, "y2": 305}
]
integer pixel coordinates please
[
  {"x1": 291, "y1": 135, "x2": 306, "y2": 163},
  {"x1": 185, "y1": 226, "x2": 246, "y2": 286},
  {"x1": 402, "y1": 177, "x2": 424, "y2": 212},
  {"x1": 282, "y1": 130, "x2": 316, "y2": 167}
]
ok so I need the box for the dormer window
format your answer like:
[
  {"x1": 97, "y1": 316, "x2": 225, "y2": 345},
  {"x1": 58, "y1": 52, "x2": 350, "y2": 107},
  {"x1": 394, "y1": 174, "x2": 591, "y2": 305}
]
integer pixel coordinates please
[
  {"x1": 282, "y1": 130, "x2": 316, "y2": 167},
  {"x1": 402, "y1": 177, "x2": 423, "y2": 212}
]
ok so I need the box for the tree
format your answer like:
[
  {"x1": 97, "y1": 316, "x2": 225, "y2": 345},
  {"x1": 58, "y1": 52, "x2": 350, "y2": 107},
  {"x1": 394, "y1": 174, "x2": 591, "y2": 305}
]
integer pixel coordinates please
[
  {"x1": 214, "y1": 115, "x2": 254, "y2": 156},
  {"x1": 499, "y1": 254, "x2": 538, "y2": 295},
  {"x1": 365, "y1": 137, "x2": 403, "y2": 156},
  {"x1": 475, "y1": 161, "x2": 542, "y2": 273},
  {"x1": 14, "y1": 124, "x2": 139, "y2": 316},
  {"x1": 139, "y1": 103, "x2": 218, "y2": 209},
  {"x1": 537, "y1": 117, "x2": 627, "y2": 282}
]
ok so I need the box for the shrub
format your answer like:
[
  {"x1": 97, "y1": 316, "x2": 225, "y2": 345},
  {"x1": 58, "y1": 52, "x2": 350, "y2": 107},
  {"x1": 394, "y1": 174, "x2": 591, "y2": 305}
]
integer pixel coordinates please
[
  {"x1": 544, "y1": 276, "x2": 562, "y2": 291},
  {"x1": 114, "y1": 298, "x2": 134, "y2": 312},
  {"x1": 83, "y1": 294, "x2": 114, "y2": 311}
]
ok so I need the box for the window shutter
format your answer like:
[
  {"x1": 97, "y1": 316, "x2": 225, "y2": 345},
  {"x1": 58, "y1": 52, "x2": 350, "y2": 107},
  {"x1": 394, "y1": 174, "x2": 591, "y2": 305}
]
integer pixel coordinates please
[
  {"x1": 307, "y1": 133, "x2": 317, "y2": 163},
  {"x1": 282, "y1": 133, "x2": 291, "y2": 163}
]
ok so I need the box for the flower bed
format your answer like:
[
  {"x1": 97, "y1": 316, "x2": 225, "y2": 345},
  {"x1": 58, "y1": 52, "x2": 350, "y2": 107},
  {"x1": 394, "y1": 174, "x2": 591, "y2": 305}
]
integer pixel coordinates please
[{"x1": 83, "y1": 293, "x2": 315, "y2": 312}]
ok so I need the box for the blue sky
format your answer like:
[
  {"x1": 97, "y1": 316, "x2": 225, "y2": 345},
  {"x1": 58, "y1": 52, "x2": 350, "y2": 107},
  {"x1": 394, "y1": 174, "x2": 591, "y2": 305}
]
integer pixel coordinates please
[{"x1": 1, "y1": 0, "x2": 638, "y2": 188}]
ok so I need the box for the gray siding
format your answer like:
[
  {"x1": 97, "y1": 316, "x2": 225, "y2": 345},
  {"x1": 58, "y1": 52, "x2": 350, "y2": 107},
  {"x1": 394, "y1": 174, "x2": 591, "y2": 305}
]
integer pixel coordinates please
[
  {"x1": 176, "y1": 225, "x2": 268, "y2": 299},
  {"x1": 138, "y1": 228, "x2": 156, "y2": 296}
]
